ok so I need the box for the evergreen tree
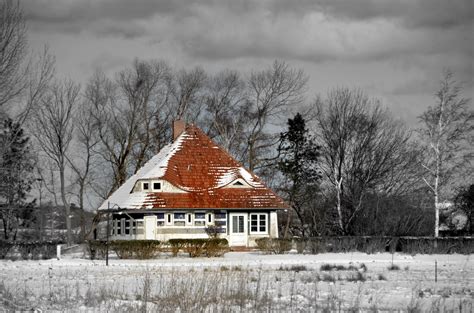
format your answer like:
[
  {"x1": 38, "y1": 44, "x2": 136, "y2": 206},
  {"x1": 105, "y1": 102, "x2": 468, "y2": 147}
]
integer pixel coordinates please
[
  {"x1": 278, "y1": 113, "x2": 321, "y2": 237},
  {"x1": 0, "y1": 118, "x2": 35, "y2": 240},
  {"x1": 454, "y1": 184, "x2": 474, "y2": 234}
]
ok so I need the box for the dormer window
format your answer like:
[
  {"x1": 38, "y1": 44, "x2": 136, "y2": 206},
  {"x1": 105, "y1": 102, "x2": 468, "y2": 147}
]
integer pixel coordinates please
[
  {"x1": 224, "y1": 179, "x2": 248, "y2": 188},
  {"x1": 142, "y1": 182, "x2": 149, "y2": 191},
  {"x1": 153, "y1": 182, "x2": 161, "y2": 191}
]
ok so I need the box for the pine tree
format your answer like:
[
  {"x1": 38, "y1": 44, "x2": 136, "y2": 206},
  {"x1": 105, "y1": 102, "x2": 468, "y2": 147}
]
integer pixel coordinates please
[
  {"x1": 278, "y1": 113, "x2": 321, "y2": 237},
  {"x1": 0, "y1": 118, "x2": 34, "y2": 240}
]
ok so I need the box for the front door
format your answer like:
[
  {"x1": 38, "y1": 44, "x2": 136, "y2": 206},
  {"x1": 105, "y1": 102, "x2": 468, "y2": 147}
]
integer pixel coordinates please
[
  {"x1": 144, "y1": 216, "x2": 157, "y2": 240},
  {"x1": 229, "y1": 213, "x2": 247, "y2": 246}
]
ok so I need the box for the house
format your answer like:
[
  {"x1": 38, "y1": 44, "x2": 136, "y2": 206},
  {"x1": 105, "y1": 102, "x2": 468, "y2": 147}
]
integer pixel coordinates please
[{"x1": 97, "y1": 121, "x2": 289, "y2": 247}]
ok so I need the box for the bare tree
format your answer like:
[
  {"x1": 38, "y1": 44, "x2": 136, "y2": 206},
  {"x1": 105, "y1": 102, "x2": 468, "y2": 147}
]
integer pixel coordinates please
[
  {"x1": 0, "y1": 0, "x2": 27, "y2": 107},
  {"x1": 315, "y1": 88, "x2": 418, "y2": 234},
  {"x1": 245, "y1": 60, "x2": 307, "y2": 171},
  {"x1": 66, "y1": 99, "x2": 100, "y2": 240},
  {"x1": 204, "y1": 69, "x2": 249, "y2": 159},
  {"x1": 32, "y1": 79, "x2": 80, "y2": 245},
  {"x1": 171, "y1": 66, "x2": 207, "y2": 122},
  {"x1": 118, "y1": 59, "x2": 172, "y2": 173},
  {"x1": 88, "y1": 60, "x2": 173, "y2": 197},
  {"x1": 418, "y1": 70, "x2": 473, "y2": 237}
]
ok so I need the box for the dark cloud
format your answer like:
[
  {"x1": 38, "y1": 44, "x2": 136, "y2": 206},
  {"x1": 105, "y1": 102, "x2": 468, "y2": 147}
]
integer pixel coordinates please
[{"x1": 269, "y1": 0, "x2": 474, "y2": 29}]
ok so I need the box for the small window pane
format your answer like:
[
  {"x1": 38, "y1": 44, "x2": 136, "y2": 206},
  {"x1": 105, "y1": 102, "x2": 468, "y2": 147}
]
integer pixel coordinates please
[
  {"x1": 143, "y1": 182, "x2": 149, "y2": 190},
  {"x1": 156, "y1": 213, "x2": 164, "y2": 219},
  {"x1": 188, "y1": 214, "x2": 192, "y2": 223},
  {"x1": 238, "y1": 216, "x2": 244, "y2": 232},
  {"x1": 195, "y1": 213, "x2": 205, "y2": 219},
  {"x1": 215, "y1": 213, "x2": 226, "y2": 219},
  {"x1": 174, "y1": 213, "x2": 185, "y2": 220},
  {"x1": 153, "y1": 182, "x2": 161, "y2": 190}
]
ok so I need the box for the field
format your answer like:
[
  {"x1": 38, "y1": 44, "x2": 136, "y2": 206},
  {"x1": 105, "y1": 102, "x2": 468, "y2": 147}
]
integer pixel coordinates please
[{"x1": 0, "y1": 251, "x2": 472, "y2": 312}]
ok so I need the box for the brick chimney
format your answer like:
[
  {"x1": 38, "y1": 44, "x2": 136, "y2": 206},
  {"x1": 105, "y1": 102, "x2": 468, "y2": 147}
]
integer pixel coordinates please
[{"x1": 173, "y1": 120, "x2": 185, "y2": 141}]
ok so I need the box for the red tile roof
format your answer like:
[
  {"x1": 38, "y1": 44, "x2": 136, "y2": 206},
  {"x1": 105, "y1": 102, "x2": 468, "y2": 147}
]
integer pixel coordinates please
[{"x1": 99, "y1": 124, "x2": 289, "y2": 210}]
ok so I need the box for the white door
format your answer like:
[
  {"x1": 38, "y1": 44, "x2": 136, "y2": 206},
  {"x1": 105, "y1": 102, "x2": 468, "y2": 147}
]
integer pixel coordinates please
[
  {"x1": 229, "y1": 213, "x2": 247, "y2": 246},
  {"x1": 144, "y1": 216, "x2": 157, "y2": 240}
]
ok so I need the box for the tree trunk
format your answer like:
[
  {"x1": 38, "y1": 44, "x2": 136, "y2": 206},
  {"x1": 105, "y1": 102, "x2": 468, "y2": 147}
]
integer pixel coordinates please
[
  {"x1": 59, "y1": 163, "x2": 72, "y2": 246},
  {"x1": 334, "y1": 168, "x2": 344, "y2": 234}
]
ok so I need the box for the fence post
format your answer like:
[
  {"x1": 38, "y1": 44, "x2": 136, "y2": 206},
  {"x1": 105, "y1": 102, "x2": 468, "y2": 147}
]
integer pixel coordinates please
[
  {"x1": 56, "y1": 244, "x2": 61, "y2": 260},
  {"x1": 435, "y1": 259, "x2": 437, "y2": 283}
]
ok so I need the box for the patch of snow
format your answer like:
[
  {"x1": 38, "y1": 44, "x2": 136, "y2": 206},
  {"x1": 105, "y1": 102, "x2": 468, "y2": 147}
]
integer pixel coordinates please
[{"x1": 97, "y1": 134, "x2": 185, "y2": 211}]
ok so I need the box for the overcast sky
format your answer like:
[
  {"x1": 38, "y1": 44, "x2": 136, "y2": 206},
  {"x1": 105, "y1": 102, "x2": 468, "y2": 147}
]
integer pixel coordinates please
[{"x1": 23, "y1": 0, "x2": 473, "y2": 125}]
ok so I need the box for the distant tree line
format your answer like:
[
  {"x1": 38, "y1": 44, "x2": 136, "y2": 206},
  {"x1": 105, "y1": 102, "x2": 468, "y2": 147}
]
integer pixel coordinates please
[{"x1": 0, "y1": 1, "x2": 472, "y2": 244}]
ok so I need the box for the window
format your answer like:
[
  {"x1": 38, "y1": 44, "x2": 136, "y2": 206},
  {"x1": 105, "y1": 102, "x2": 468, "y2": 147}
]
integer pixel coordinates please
[
  {"x1": 250, "y1": 214, "x2": 267, "y2": 233},
  {"x1": 142, "y1": 182, "x2": 149, "y2": 191},
  {"x1": 233, "y1": 181, "x2": 244, "y2": 186},
  {"x1": 167, "y1": 214, "x2": 172, "y2": 224},
  {"x1": 232, "y1": 215, "x2": 245, "y2": 233},
  {"x1": 156, "y1": 213, "x2": 165, "y2": 226},
  {"x1": 187, "y1": 214, "x2": 192, "y2": 224},
  {"x1": 194, "y1": 212, "x2": 206, "y2": 226},
  {"x1": 174, "y1": 212, "x2": 185, "y2": 226},
  {"x1": 153, "y1": 182, "x2": 161, "y2": 190},
  {"x1": 214, "y1": 212, "x2": 227, "y2": 232},
  {"x1": 207, "y1": 213, "x2": 213, "y2": 224}
]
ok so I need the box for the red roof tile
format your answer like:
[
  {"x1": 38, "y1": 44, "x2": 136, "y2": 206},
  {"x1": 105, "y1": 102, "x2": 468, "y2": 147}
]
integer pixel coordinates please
[{"x1": 99, "y1": 124, "x2": 289, "y2": 210}]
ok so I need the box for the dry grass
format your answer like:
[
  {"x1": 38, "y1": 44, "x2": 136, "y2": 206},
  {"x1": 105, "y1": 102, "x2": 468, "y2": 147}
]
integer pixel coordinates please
[{"x1": 0, "y1": 259, "x2": 472, "y2": 312}]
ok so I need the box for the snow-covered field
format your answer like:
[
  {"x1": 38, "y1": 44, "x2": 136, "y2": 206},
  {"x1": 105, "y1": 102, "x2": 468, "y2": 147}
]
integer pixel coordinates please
[{"x1": 0, "y1": 251, "x2": 472, "y2": 312}]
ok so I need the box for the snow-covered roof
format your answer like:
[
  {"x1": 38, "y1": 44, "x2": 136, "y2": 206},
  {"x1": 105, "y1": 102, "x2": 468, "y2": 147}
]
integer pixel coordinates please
[{"x1": 98, "y1": 124, "x2": 288, "y2": 211}]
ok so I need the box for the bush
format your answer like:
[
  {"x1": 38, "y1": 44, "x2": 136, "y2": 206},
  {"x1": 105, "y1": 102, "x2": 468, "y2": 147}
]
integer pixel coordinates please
[
  {"x1": 0, "y1": 241, "x2": 61, "y2": 260},
  {"x1": 168, "y1": 238, "x2": 229, "y2": 258},
  {"x1": 304, "y1": 236, "x2": 474, "y2": 255},
  {"x1": 111, "y1": 240, "x2": 161, "y2": 259},
  {"x1": 255, "y1": 238, "x2": 292, "y2": 254},
  {"x1": 86, "y1": 240, "x2": 107, "y2": 260},
  {"x1": 0, "y1": 241, "x2": 14, "y2": 259}
]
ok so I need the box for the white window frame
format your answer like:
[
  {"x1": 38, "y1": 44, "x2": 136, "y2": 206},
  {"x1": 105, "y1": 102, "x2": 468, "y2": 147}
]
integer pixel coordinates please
[
  {"x1": 206, "y1": 212, "x2": 214, "y2": 225},
  {"x1": 250, "y1": 213, "x2": 268, "y2": 234},
  {"x1": 156, "y1": 212, "x2": 165, "y2": 226},
  {"x1": 173, "y1": 212, "x2": 186, "y2": 226},
  {"x1": 186, "y1": 213, "x2": 193, "y2": 226},
  {"x1": 166, "y1": 213, "x2": 173, "y2": 226},
  {"x1": 194, "y1": 212, "x2": 206, "y2": 226}
]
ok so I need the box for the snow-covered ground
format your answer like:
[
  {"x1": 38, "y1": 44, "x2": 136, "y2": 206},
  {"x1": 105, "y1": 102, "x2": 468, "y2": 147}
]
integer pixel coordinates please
[{"x1": 0, "y1": 251, "x2": 472, "y2": 312}]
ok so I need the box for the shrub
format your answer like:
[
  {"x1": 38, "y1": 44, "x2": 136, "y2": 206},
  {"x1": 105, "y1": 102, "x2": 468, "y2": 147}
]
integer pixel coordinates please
[
  {"x1": 17, "y1": 241, "x2": 61, "y2": 260},
  {"x1": 346, "y1": 271, "x2": 366, "y2": 282},
  {"x1": 388, "y1": 264, "x2": 400, "y2": 271},
  {"x1": 86, "y1": 240, "x2": 107, "y2": 260},
  {"x1": 305, "y1": 236, "x2": 474, "y2": 255},
  {"x1": 0, "y1": 241, "x2": 14, "y2": 259},
  {"x1": 205, "y1": 238, "x2": 229, "y2": 257},
  {"x1": 111, "y1": 240, "x2": 161, "y2": 259},
  {"x1": 168, "y1": 238, "x2": 229, "y2": 258},
  {"x1": 255, "y1": 238, "x2": 292, "y2": 254}
]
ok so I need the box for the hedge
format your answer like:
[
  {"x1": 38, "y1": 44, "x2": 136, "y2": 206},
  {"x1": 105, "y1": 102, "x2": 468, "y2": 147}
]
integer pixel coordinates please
[
  {"x1": 255, "y1": 238, "x2": 292, "y2": 254},
  {"x1": 304, "y1": 236, "x2": 474, "y2": 255},
  {"x1": 168, "y1": 238, "x2": 229, "y2": 257},
  {"x1": 86, "y1": 240, "x2": 161, "y2": 260},
  {"x1": 0, "y1": 241, "x2": 62, "y2": 260}
]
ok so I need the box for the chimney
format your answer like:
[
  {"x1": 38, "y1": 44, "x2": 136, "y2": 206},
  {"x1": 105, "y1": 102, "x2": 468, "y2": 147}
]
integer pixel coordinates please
[{"x1": 172, "y1": 120, "x2": 185, "y2": 141}]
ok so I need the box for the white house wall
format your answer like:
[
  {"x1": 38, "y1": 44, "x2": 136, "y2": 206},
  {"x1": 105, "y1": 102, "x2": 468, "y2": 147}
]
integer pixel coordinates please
[{"x1": 107, "y1": 210, "x2": 280, "y2": 247}]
